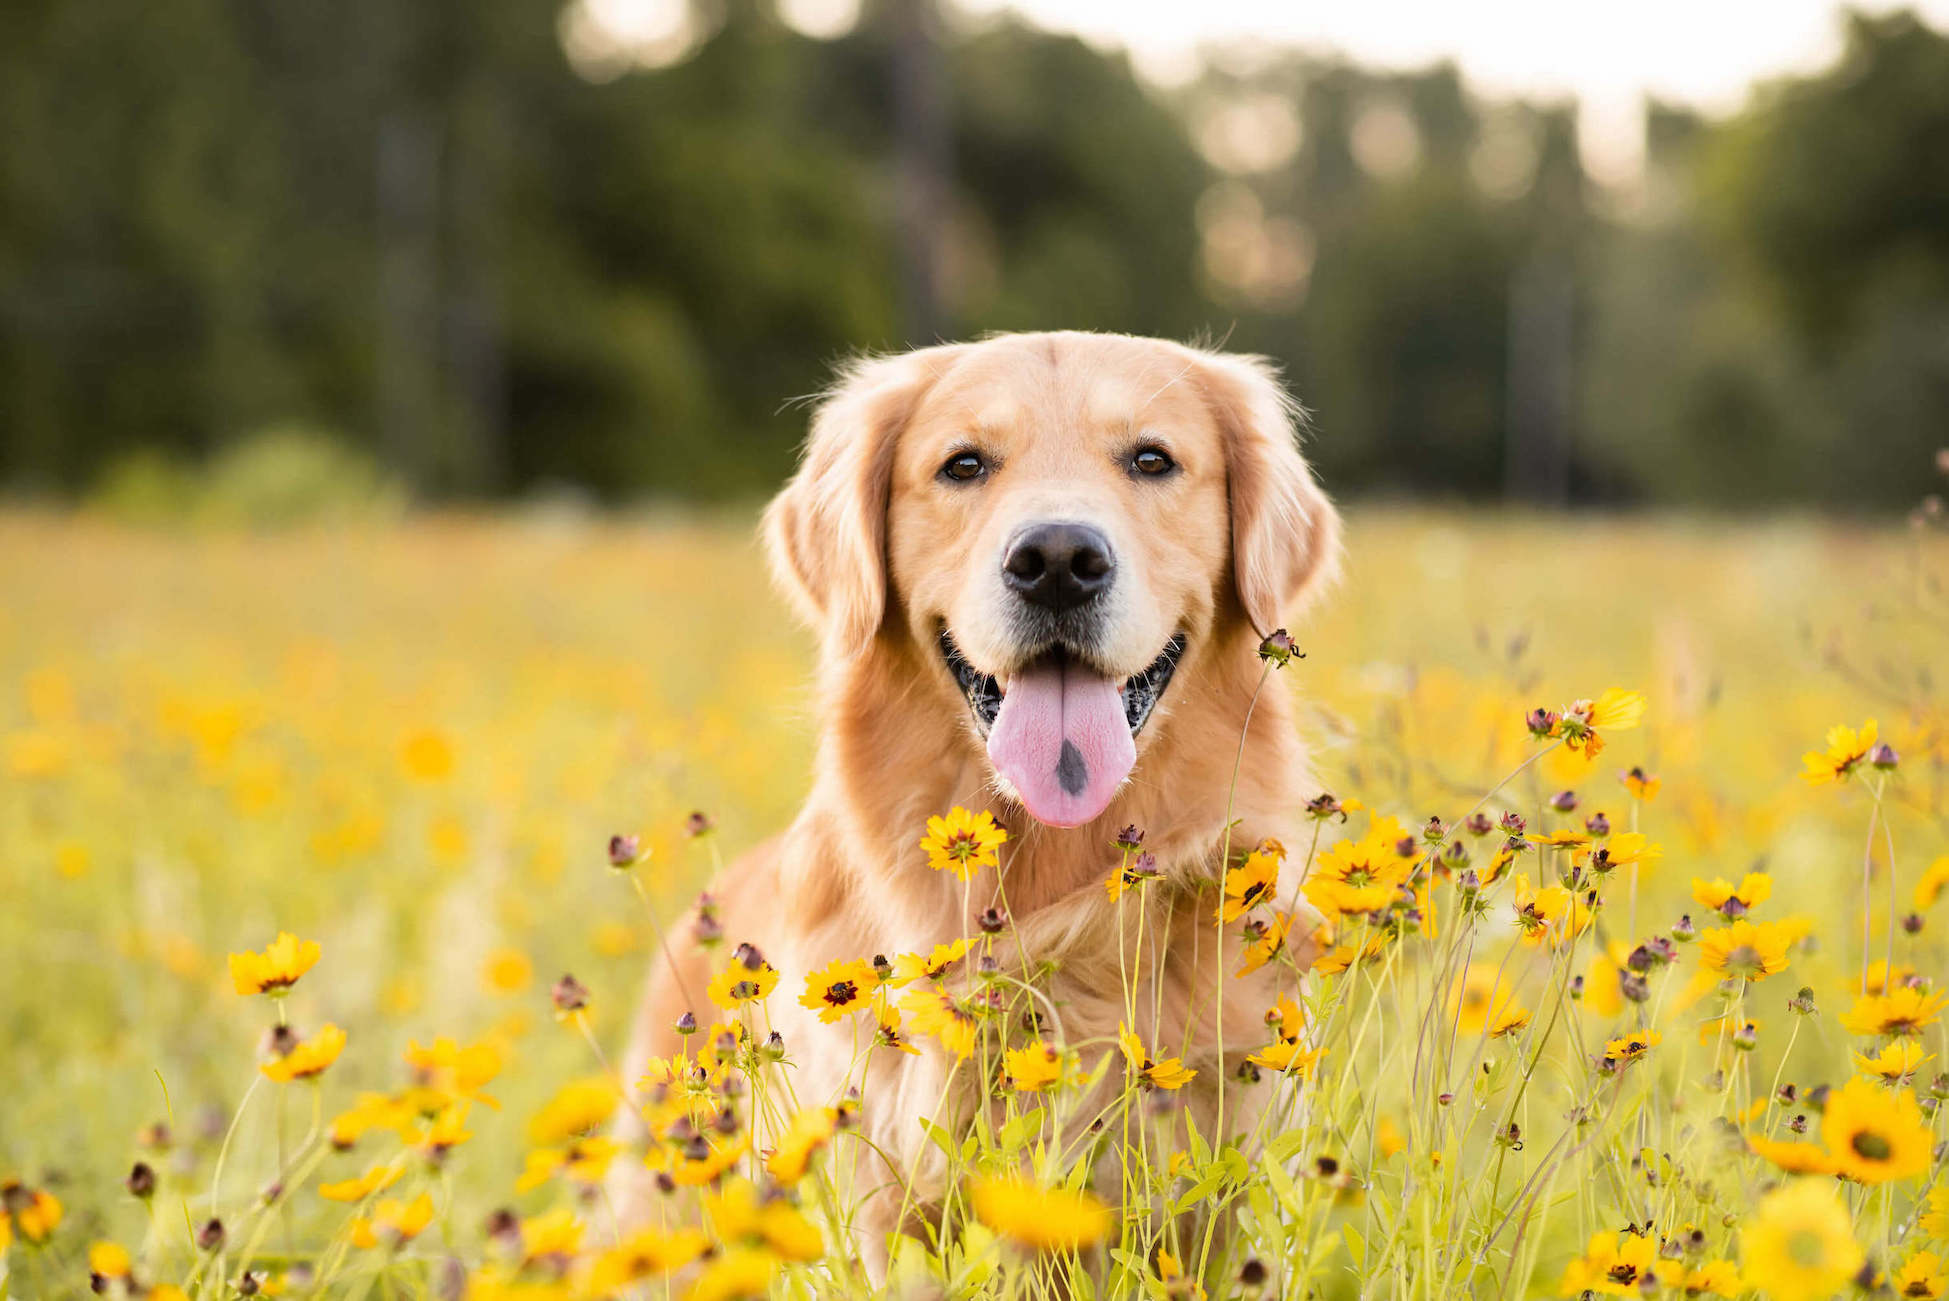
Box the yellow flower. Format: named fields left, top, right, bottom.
left=798, top=958, right=875, bottom=1023
left=1511, top=874, right=1592, bottom=949
left=1842, top=985, right=1947, bottom=1037
left=890, top=939, right=974, bottom=987
left=1740, top=1180, right=1863, bottom=1301
left=1600, top=1029, right=1661, bottom=1069
left=1918, top=856, right=1949, bottom=909
left=262, top=1023, right=346, bottom=1082
left=1866, top=960, right=1919, bottom=996
left=228, top=931, right=321, bottom=996
left=331, top=1093, right=414, bottom=1147
left=1748, top=1134, right=1838, bottom=1176
left=515, top=1136, right=618, bottom=1193
left=702, top=1179, right=823, bottom=1261
left=706, top=953, right=780, bottom=1009
left=1218, top=841, right=1283, bottom=921
left=1894, top=1251, right=1948, bottom=1300
left=1802, top=718, right=1878, bottom=785
left=969, top=1176, right=1113, bottom=1253
left=411, top=1104, right=473, bottom=1156
left=1621, top=766, right=1660, bottom=800
left=1313, top=934, right=1387, bottom=975
left=1119, top=1022, right=1197, bottom=1091
left=583, top=1226, right=709, bottom=1293
left=1577, top=832, right=1662, bottom=874
left=1376, top=1116, right=1406, bottom=1158
left=527, top=1077, right=619, bottom=1145
left=873, top=1007, right=922, bottom=1056
left=1247, top=1038, right=1323, bottom=1077
left=667, top=1133, right=750, bottom=1188
left=1820, top=1076, right=1932, bottom=1183
left=1678, top=1259, right=1741, bottom=1296
left=1696, top=919, right=1791, bottom=981
left=1557, top=1229, right=1673, bottom=1296
left=1003, top=1040, right=1068, bottom=1093
left=1855, top=1040, right=1934, bottom=1083
left=1690, top=872, right=1772, bottom=917
left=481, top=948, right=532, bottom=995
left=319, top=1164, right=402, bottom=1202
left=0, top=1179, right=62, bottom=1244
left=88, top=1241, right=132, bottom=1279
left=1923, top=1186, right=1949, bottom=1240
left=1235, top=911, right=1297, bottom=977
left=898, top=985, right=978, bottom=1058
left=1558, top=688, right=1646, bottom=757
left=403, top=1036, right=502, bottom=1109
left=399, top=728, right=455, bottom=781
left=687, top=1247, right=777, bottom=1301
left=765, top=1106, right=841, bottom=1184
left=350, top=1192, right=435, bottom=1249
left=919, top=806, right=1007, bottom=880
left=1304, top=817, right=1414, bottom=918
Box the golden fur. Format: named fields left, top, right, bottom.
left=612, top=330, right=1339, bottom=1261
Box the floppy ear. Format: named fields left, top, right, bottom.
left=1196, top=351, right=1342, bottom=636
left=763, top=350, right=945, bottom=656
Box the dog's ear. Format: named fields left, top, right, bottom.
left=1196, top=351, right=1341, bottom=636
left=763, top=350, right=945, bottom=655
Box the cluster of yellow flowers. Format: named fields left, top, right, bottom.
left=4, top=509, right=1949, bottom=1299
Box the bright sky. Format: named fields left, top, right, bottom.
left=948, top=0, right=1949, bottom=181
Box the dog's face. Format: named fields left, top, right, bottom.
left=766, top=332, right=1338, bottom=829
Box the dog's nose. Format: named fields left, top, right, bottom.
left=1002, top=522, right=1115, bottom=612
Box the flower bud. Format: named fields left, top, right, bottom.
left=1422, top=816, right=1446, bottom=844
left=1239, top=1258, right=1268, bottom=1287
left=1499, top=811, right=1527, bottom=836
left=1672, top=915, right=1698, bottom=943
left=1549, top=790, right=1578, bottom=813
left=1525, top=708, right=1559, bottom=738
left=551, top=973, right=591, bottom=1015
left=674, top=1010, right=698, bottom=1036
left=1788, top=986, right=1818, bottom=1016
left=1257, top=629, right=1299, bottom=667
left=1904, top=913, right=1925, bottom=935
left=1732, top=1022, right=1758, bottom=1051
left=978, top=907, right=1008, bottom=934
left=126, top=1162, right=157, bottom=1199
left=607, top=835, right=642, bottom=869
left=685, top=811, right=714, bottom=837
left=1584, top=812, right=1610, bottom=836
left=1464, top=812, right=1493, bottom=836
left=1871, top=742, right=1899, bottom=770
left=198, top=1218, right=226, bottom=1251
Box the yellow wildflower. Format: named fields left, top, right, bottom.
left=1696, top=919, right=1791, bottom=981
left=262, top=1024, right=346, bottom=1083
left=1003, top=1040, right=1068, bottom=1093
left=765, top=1107, right=841, bottom=1185
left=1690, top=872, right=1772, bottom=917
left=919, top=806, right=1007, bottom=880
left=1802, top=718, right=1878, bottom=785
left=350, top=1193, right=435, bottom=1249
left=1854, top=1040, right=1934, bottom=1084
left=228, top=932, right=321, bottom=996
left=1119, top=1022, right=1196, bottom=1090
left=1740, top=1180, right=1862, bottom=1301
left=1218, top=841, right=1283, bottom=921
left=319, top=1164, right=402, bottom=1202
left=798, top=958, right=875, bottom=1023
left=1842, top=986, right=1947, bottom=1037
left=969, top=1176, right=1113, bottom=1252
left=1820, top=1076, right=1932, bottom=1183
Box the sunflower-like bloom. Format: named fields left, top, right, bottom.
left=1748, top=1134, right=1839, bottom=1176
left=798, top=958, right=876, bottom=1023
left=1917, top=856, right=1949, bottom=911
left=890, top=939, right=973, bottom=988
left=262, top=1024, right=347, bottom=1083
left=1003, top=1040, right=1068, bottom=1093
left=1868, top=961, right=1922, bottom=996
left=318, top=1163, right=403, bottom=1202
left=1676, top=1259, right=1740, bottom=1296
left=228, top=931, right=321, bottom=997
left=898, top=985, right=978, bottom=1058
left=516, top=1136, right=618, bottom=1194
left=1118, top=1023, right=1196, bottom=1090
left=1247, top=1038, right=1324, bottom=1077
left=1855, top=1040, right=1934, bottom=1084
left=919, top=806, right=1007, bottom=880
left=1690, top=872, right=1772, bottom=918
left=1697, top=919, right=1792, bottom=981
left=1451, top=963, right=1526, bottom=1038
left=706, top=952, right=779, bottom=1009
left=703, top=1178, right=823, bottom=1262
left=350, top=1192, right=435, bottom=1249
left=1842, top=985, right=1948, bottom=1037
left=1802, top=718, right=1879, bottom=785
left=1554, top=688, right=1647, bottom=758
left=1218, top=840, right=1284, bottom=921
left=402, top=1036, right=502, bottom=1111
left=1741, top=1180, right=1863, bottom=1301
left=968, top=1176, right=1114, bottom=1253
left=873, top=1007, right=921, bottom=1056
left=1304, top=817, right=1415, bottom=919
left=1922, top=1187, right=1949, bottom=1240
left=1235, top=911, right=1297, bottom=977
left=0, top=1178, right=63, bottom=1244
left=764, top=1106, right=842, bottom=1185
left=1511, top=874, right=1592, bottom=949
left=1599, top=1029, right=1661, bottom=1070
left=1312, top=934, right=1387, bottom=975
left=1820, top=1076, right=1933, bottom=1183
left=1621, top=767, right=1660, bottom=800
left=1556, top=1230, right=1674, bottom=1297
left=583, top=1226, right=710, bottom=1294
left=1894, top=1250, right=1949, bottom=1300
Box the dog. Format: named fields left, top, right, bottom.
left=612, top=330, right=1339, bottom=1266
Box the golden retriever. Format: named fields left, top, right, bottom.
left=612, top=330, right=1338, bottom=1264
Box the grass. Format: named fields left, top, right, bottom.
left=0, top=504, right=1944, bottom=1299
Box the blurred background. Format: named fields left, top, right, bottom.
left=5, top=0, right=1948, bottom=515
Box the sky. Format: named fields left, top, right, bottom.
left=945, top=0, right=1949, bottom=182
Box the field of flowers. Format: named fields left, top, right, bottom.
left=2, top=496, right=1946, bottom=1299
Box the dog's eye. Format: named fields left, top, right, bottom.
left=940, top=452, right=988, bottom=483
left=1131, top=447, right=1175, bottom=477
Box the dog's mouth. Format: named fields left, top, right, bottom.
left=939, top=629, right=1186, bottom=828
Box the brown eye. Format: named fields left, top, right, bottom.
left=940, top=452, right=987, bottom=483
left=1131, top=447, right=1175, bottom=476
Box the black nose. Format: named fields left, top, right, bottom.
left=1002, top=522, right=1115, bottom=612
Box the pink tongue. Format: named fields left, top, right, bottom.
left=986, top=659, right=1136, bottom=828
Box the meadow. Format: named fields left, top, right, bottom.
left=1, top=502, right=1945, bottom=1299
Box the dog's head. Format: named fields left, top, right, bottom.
left=765, top=332, right=1339, bottom=828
